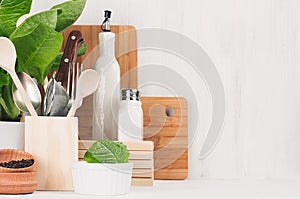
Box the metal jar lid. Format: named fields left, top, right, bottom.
left=121, top=89, right=140, bottom=101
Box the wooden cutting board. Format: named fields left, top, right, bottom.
left=141, top=97, right=188, bottom=180
left=62, top=25, right=137, bottom=140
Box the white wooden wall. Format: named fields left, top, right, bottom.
left=32, top=0, right=300, bottom=179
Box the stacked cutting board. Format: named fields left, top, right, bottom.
left=126, top=142, right=154, bottom=186
left=78, top=140, right=154, bottom=186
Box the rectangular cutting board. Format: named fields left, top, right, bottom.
left=141, top=97, right=188, bottom=180
left=62, top=25, right=138, bottom=140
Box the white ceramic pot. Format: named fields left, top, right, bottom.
left=72, top=162, right=133, bottom=195
left=0, top=121, right=24, bottom=150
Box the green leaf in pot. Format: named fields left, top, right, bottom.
left=51, top=0, right=86, bottom=32
left=10, top=9, right=58, bottom=39
left=10, top=23, right=63, bottom=83
left=84, top=140, right=130, bottom=164
left=48, top=52, right=63, bottom=72
left=0, top=68, right=9, bottom=88
left=0, top=78, right=20, bottom=120
left=0, top=0, right=32, bottom=36
left=0, top=68, right=19, bottom=120
left=0, top=0, right=86, bottom=121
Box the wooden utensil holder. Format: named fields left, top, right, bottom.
left=24, top=116, right=78, bottom=190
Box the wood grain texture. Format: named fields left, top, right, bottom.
left=0, top=172, right=38, bottom=194
left=128, top=151, right=153, bottom=159
left=131, top=177, right=154, bottom=186
left=0, top=149, right=38, bottom=194
left=128, top=160, right=153, bottom=169
left=132, top=169, right=153, bottom=178
left=62, top=25, right=137, bottom=140
left=142, top=97, right=188, bottom=180
left=122, top=141, right=154, bottom=151
left=0, top=149, right=36, bottom=173
left=25, top=117, right=78, bottom=191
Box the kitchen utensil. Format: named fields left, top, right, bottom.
left=76, top=63, right=83, bottom=107
left=43, top=76, right=55, bottom=116
left=43, top=77, right=69, bottom=116
left=43, top=64, right=82, bottom=116
left=70, top=62, right=82, bottom=104
left=61, top=25, right=137, bottom=139
left=65, top=63, right=83, bottom=110
left=79, top=140, right=154, bottom=186
left=50, top=85, right=68, bottom=115
left=56, top=30, right=84, bottom=97
left=67, top=69, right=100, bottom=117
left=43, top=30, right=84, bottom=116
left=0, top=149, right=37, bottom=194
left=0, top=37, right=37, bottom=116
left=51, top=88, right=69, bottom=116
left=12, top=72, right=41, bottom=113
left=142, top=97, right=188, bottom=180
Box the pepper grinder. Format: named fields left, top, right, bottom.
left=118, top=89, right=143, bottom=142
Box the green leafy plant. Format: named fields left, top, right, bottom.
left=84, top=140, right=130, bottom=164
left=0, top=0, right=86, bottom=121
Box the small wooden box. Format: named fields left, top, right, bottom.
left=78, top=140, right=154, bottom=186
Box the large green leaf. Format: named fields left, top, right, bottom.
left=10, top=9, right=58, bottom=39
left=0, top=0, right=32, bottom=36
left=51, top=0, right=86, bottom=32
left=11, top=23, right=63, bottom=83
left=0, top=18, right=8, bottom=36
left=48, top=52, right=63, bottom=72
left=84, top=140, right=130, bottom=163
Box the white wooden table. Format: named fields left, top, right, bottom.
left=1, top=180, right=300, bottom=199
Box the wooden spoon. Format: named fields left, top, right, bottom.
left=0, top=37, right=37, bottom=116
left=67, top=69, right=100, bottom=117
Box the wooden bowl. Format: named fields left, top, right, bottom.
left=0, top=149, right=38, bottom=194
left=0, top=149, right=36, bottom=173
left=0, top=172, right=38, bottom=194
